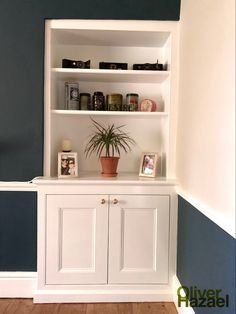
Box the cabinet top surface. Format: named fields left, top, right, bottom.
left=33, top=172, right=177, bottom=186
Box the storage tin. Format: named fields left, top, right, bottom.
left=106, top=94, right=123, bottom=111
left=126, top=93, right=139, bottom=111
left=92, top=91, right=105, bottom=110
left=65, top=82, right=79, bottom=110
left=79, top=93, right=91, bottom=110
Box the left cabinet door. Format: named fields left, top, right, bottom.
left=45, top=195, right=108, bottom=284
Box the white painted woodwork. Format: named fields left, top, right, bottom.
left=52, top=68, right=170, bottom=83
left=45, top=193, right=170, bottom=285
left=0, top=272, right=37, bottom=298
left=109, top=195, right=169, bottom=284
left=34, top=179, right=177, bottom=302
left=52, top=110, right=168, bottom=117
left=46, top=195, right=108, bottom=284
left=37, top=18, right=179, bottom=303
left=44, top=19, right=179, bottom=179
left=0, top=181, right=37, bottom=191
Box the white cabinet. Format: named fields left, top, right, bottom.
left=34, top=180, right=177, bottom=303
left=45, top=193, right=169, bottom=285
left=109, top=195, right=169, bottom=284
left=46, top=195, right=108, bottom=284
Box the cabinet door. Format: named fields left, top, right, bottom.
left=46, top=195, right=108, bottom=284
left=109, top=195, right=169, bottom=284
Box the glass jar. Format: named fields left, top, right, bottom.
left=79, top=93, right=91, bottom=110
left=126, top=93, right=139, bottom=111
left=106, top=94, right=123, bottom=111
left=92, top=91, right=105, bottom=110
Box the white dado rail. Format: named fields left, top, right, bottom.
left=0, top=181, right=37, bottom=191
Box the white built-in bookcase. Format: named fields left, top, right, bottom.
left=44, top=20, right=179, bottom=179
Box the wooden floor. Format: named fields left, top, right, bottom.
left=0, top=299, right=178, bottom=314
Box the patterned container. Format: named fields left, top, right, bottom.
left=65, top=82, right=79, bottom=110
left=92, top=91, right=105, bottom=110
left=106, top=94, right=123, bottom=111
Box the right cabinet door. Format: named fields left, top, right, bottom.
left=109, top=195, right=169, bottom=284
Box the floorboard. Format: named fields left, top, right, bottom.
left=0, top=299, right=178, bottom=314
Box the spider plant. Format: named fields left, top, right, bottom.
left=84, top=119, right=135, bottom=158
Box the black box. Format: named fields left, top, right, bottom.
left=62, top=59, right=90, bottom=69
left=99, top=62, right=128, bottom=70
left=133, top=60, right=164, bottom=71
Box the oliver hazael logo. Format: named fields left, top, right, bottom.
left=177, top=286, right=229, bottom=308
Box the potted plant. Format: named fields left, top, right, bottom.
left=84, top=119, right=135, bottom=177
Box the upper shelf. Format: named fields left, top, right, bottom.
left=50, top=20, right=172, bottom=47
left=51, top=68, right=170, bottom=83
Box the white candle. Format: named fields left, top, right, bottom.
left=62, top=139, right=72, bottom=152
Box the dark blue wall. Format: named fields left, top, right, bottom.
left=0, top=192, right=37, bottom=271
left=0, top=0, right=181, bottom=182
left=177, top=196, right=236, bottom=314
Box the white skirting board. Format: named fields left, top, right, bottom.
left=34, top=289, right=173, bottom=303
left=172, top=275, right=195, bottom=314
left=0, top=271, right=192, bottom=313
left=0, top=272, right=37, bottom=298
left=0, top=272, right=173, bottom=303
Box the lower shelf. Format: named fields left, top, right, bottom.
left=52, top=110, right=169, bottom=118
left=52, top=109, right=168, bottom=118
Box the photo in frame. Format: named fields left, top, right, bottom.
left=139, top=152, right=161, bottom=177
left=58, top=152, right=78, bottom=178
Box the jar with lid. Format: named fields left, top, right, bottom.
left=106, top=94, right=123, bottom=111
left=126, top=93, right=139, bottom=111
left=92, top=91, right=105, bottom=110
left=79, top=93, right=91, bottom=110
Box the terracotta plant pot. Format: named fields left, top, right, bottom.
left=100, top=156, right=119, bottom=177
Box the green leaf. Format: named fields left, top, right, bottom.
left=84, top=118, right=135, bottom=158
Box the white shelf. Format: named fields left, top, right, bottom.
left=52, top=110, right=168, bottom=118
left=51, top=21, right=171, bottom=47
left=52, top=68, right=170, bottom=83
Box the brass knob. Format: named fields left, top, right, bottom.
left=101, top=199, right=106, bottom=204
left=113, top=199, right=118, bottom=204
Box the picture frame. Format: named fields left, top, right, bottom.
left=139, top=152, right=160, bottom=177
left=58, top=152, right=78, bottom=178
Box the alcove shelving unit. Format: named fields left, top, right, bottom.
left=44, top=19, right=179, bottom=180
left=33, top=20, right=179, bottom=303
